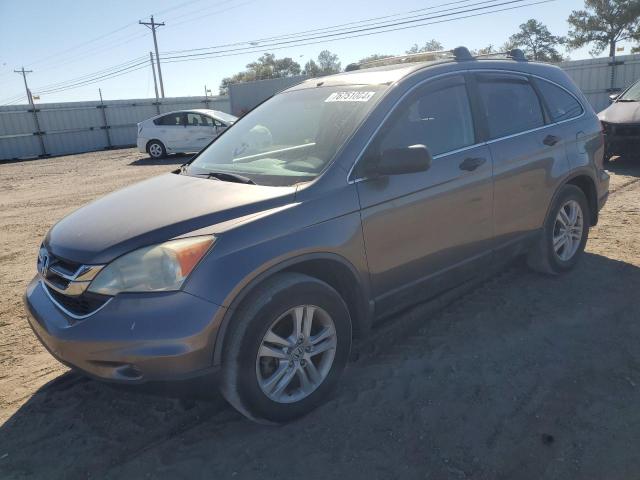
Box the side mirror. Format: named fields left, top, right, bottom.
left=375, top=144, right=432, bottom=176
left=609, top=92, right=620, bottom=103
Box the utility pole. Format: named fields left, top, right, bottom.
left=15, top=66, right=46, bottom=156
left=204, top=84, right=211, bottom=108
left=14, top=66, right=34, bottom=106
left=149, top=52, right=159, bottom=102
left=98, top=88, right=112, bottom=149
left=139, top=16, right=165, bottom=98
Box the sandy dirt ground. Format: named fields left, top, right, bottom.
left=1, top=149, right=640, bottom=479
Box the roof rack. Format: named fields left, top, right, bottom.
left=344, top=46, right=527, bottom=71
left=475, top=49, right=528, bottom=61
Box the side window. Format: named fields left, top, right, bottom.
left=154, top=113, right=183, bottom=126
left=186, top=113, right=207, bottom=127
left=534, top=79, right=583, bottom=123
left=199, top=115, right=215, bottom=127
left=377, top=77, right=475, bottom=157
left=477, top=75, right=544, bottom=139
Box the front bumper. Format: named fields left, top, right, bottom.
left=602, top=122, right=640, bottom=154
left=24, top=276, right=226, bottom=383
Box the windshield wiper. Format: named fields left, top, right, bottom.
left=200, top=171, right=255, bottom=184
left=618, top=98, right=638, bottom=102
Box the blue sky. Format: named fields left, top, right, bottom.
left=0, top=0, right=633, bottom=104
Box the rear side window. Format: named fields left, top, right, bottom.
left=477, top=75, right=544, bottom=139
left=534, top=79, right=583, bottom=122
left=154, top=113, right=183, bottom=126
left=378, top=76, right=475, bottom=156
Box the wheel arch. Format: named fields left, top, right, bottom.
left=564, top=173, right=598, bottom=226
left=545, top=171, right=599, bottom=228
left=213, top=253, right=372, bottom=366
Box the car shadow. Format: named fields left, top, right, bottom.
left=128, top=154, right=192, bottom=167
left=2, top=253, right=640, bottom=479
left=607, top=153, right=640, bottom=177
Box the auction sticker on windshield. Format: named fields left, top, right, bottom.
left=325, top=91, right=376, bottom=102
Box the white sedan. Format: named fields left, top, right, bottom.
left=137, top=109, right=237, bottom=159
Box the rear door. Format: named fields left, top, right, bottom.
left=531, top=77, right=586, bottom=168
left=473, top=72, right=569, bottom=250
left=355, top=74, right=494, bottom=316
left=154, top=112, right=187, bottom=151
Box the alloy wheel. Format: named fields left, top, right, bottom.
left=149, top=143, right=163, bottom=158
left=256, top=305, right=337, bottom=403
left=553, top=199, right=584, bottom=261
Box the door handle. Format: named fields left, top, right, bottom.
left=543, top=134, right=560, bottom=146
left=459, top=157, right=487, bottom=172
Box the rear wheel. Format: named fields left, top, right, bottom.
left=527, top=184, right=590, bottom=274
left=220, top=273, right=352, bottom=424
left=147, top=140, right=166, bottom=159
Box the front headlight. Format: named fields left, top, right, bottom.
left=87, top=236, right=215, bottom=296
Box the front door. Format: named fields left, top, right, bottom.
left=355, top=74, right=494, bottom=317
left=185, top=112, right=217, bottom=151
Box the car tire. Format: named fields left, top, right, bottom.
left=527, top=184, right=590, bottom=275
left=220, top=272, right=352, bottom=424
left=147, top=140, right=166, bottom=159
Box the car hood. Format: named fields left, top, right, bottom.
left=598, top=101, right=640, bottom=123
left=46, top=173, right=297, bottom=264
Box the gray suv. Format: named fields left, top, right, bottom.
left=24, top=47, right=609, bottom=424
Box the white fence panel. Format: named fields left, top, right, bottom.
left=559, top=54, right=640, bottom=112
left=0, top=95, right=230, bottom=160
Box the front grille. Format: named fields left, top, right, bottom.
left=610, top=124, right=640, bottom=137
left=38, top=247, right=109, bottom=318
left=45, top=284, right=110, bottom=318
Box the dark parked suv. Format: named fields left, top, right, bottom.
left=25, top=47, right=609, bottom=423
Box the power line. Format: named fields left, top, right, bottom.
left=32, top=56, right=148, bottom=92
left=35, top=61, right=150, bottom=95
left=161, top=0, right=499, bottom=55
left=162, top=0, right=554, bottom=66
left=0, top=1, right=216, bottom=82
left=3, top=0, right=554, bottom=101
left=160, top=0, right=543, bottom=62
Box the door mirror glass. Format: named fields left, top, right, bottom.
left=375, top=144, right=432, bottom=176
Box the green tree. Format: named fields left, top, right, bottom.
left=406, top=39, right=443, bottom=54
left=317, top=50, right=341, bottom=74
left=509, top=19, right=565, bottom=62
left=567, top=0, right=640, bottom=57
left=219, top=53, right=301, bottom=94
left=303, top=50, right=342, bottom=76
left=303, top=59, right=321, bottom=77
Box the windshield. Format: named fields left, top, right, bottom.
left=620, top=80, right=640, bottom=102
left=188, top=85, right=386, bottom=186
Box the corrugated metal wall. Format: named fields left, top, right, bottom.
left=229, top=75, right=308, bottom=116
left=0, top=96, right=230, bottom=161
left=3, top=54, right=640, bottom=161
left=559, top=54, right=640, bottom=113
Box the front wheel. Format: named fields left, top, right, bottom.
left=527, top=184, right=590, bottom=274
left=220, top=273, right=352, bottom=424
